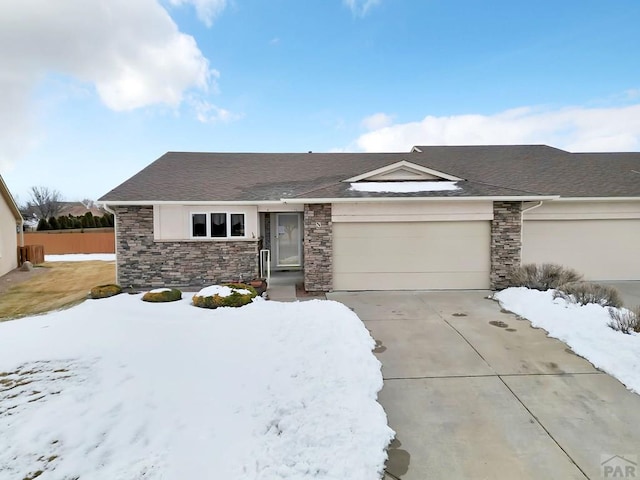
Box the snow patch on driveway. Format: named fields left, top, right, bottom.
left=495, top=287, right=640, bottom=394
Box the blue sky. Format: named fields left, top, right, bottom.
left=2, top=0, right=640, bottom=202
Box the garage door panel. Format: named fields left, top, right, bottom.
left=333, top=236, right=486, bottom=263
left=523, top=219, right=640, bottom=281
left=334, top=272, right=489, bottom=290
left=333, top=221, right=490, bottom=290
left=334, top=244, right=488, bottom=272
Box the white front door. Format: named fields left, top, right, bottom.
left=276, top=213, right=302, bottom=267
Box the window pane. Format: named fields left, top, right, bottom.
left=192, top=214, right=207, bottom=237
left=211, top=213, right=227, bottom=237
left=230, top=214, right=245, bottom=237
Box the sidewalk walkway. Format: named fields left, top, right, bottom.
left=328, top=290, right=640, bottom=480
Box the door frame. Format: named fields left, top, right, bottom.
left=273, top=212, right=303, bottom=269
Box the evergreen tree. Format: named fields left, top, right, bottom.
left=37, top=218, right=50, bottom=231
left=82, top=212, right=96, bottom=228
left=48, top=216, right=60, bottom=230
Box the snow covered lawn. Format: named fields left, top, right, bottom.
left=495, top=287, right=640, bottom=394
left=0, top=296, right=393, bottom=479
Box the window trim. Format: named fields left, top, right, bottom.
left=189, top=211, right=247, bottom=240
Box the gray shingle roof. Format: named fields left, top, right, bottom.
left=99, top=146, right=640, bottom=202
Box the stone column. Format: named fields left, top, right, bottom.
left=303, top=204, right=332, bottom=292
left=490, top=201, right=522, bottom=290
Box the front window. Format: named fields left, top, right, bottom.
left=230, top=213, right=245, bottom=237
left=192, top=213, right=207, bottom=237
left=211, top=213, right=227, bottom=237
left=190, top=212, right=246, bottom=239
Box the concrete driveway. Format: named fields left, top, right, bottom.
left=327, top=290, right=640, bottom=480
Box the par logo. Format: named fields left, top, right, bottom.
left=601, top=455, right=637, bottom=478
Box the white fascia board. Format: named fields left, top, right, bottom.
left=343, top=160, right=464, bottom=182
left=0, top=174, right=23, bottom=221
left=410, top=146, right=423, bottom=153
left=555, top=197, right=640, bottom=202
left=283, top=195, right=560, bottom=204
left=99, top=200, right=283, bottom=206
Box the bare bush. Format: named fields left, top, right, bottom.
left=555, top=282, right=623, bottom=308
left=509, top=263, right=583, bottom=290
left=608, top=307, right=640, bottom=334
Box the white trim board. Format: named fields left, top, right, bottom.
left=343, top=160, right=464, bottom=182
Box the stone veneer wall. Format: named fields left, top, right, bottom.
left=490, top=201, right=522, bottom=290
left=115, top=206, right=260, bottom=288
left=303, top=204, right=332, bottom=292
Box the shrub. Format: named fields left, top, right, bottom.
left=192, top=283, right=258, bottom=309
left=554, top=282, right=623, bottom=308
left=37, top=218, right=50, bottom=231
left=90, top=284, right=122, bottom=299
left=57, top=216, right=69, bottom=229
left=48, top=216, right=60, bottom=230
left=509, top=263, right=582, bottom=290
left=82, top=212, right=96, bottom=228
left=608, top=306, right=640, bottom=334
left=142, top=288, right=182, bottom=303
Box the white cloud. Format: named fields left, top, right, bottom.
left=169, top=0, right=228, bottom=27
left=0, top=0, right=229, bottom=171
left=190, top=98, right=243, bottom=123
left=343, top=0, right=381, bottom=16
left=350, top=104, right=640, bottom=153
left=361, top=112, right=394, bottom=131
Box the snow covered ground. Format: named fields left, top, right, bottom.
left=0, top=296, right=393, bottom=479
left=45, top=253, right=116, bottom=262
left=495, top=287, right=640, bottom=394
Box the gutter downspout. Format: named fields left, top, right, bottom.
left=102, top=203, right=118, bottom=283
left=18, top=218, right=24, bottom=247
left=520, top=201, right=544, bottom=246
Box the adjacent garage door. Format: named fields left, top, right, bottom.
left=523, top=219, right=640, bottom=280
left=333, top=221, right=491, bottom=290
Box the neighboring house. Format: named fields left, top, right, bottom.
left=0, top=175, right=23, bottom=276
left=56, top=201, right=105, bottom=218
left=98, top=145, right=640, bottom=291
left=20, top=201, right=104, bottom=223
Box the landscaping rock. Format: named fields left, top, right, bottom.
left=20, top=261, right=33, bottom=272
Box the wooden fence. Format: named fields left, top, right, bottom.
left=17, top=245, right=45, bottom=265
left=20, top=229, right=115, bottom=255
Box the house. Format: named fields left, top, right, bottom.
left=98, top=145, right=640, bottom=291
left=0, top=175, right=23, bottom=276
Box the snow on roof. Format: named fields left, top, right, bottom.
left=349, top=181, right=461, bottom=193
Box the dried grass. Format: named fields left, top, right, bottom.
left=554, top=281, right=623, bottom=308
left=508, top=263, right=583, bottom=290
left=0, top=261, right=115, bottom=321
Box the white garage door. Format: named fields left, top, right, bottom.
left=333, top=221, right=491, bottom=290
left=523, top=219, right=640, bottom=280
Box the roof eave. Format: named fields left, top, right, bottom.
left=552, top=196, right=640, bottom=202
left=99, top=200, right=285, bottom=206
left=0, top=175, right=23, bottom=222
left=284, top=195, right=561, bottom=204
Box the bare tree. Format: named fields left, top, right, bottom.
left=81, top=198, right=95, bottom=209
left=26, top=186, right=63, bottom=220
